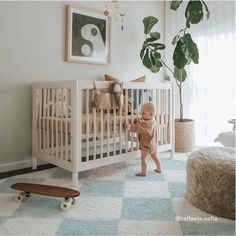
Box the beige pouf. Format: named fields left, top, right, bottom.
left=186, top=147, right=235, bottom=220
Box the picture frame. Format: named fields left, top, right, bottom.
left=66, top=5, right=111, bottom=64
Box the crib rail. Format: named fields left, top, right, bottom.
left=33, top=81, right=79, bottom=172
left=32, top=80, right=174, bottom=178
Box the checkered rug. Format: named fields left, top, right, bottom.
left=0, top=152, right=234, bottom=236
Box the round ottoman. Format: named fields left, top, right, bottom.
left=186, top=147, right=235, bottom=219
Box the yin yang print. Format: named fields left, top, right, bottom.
left=66, top=6, right=110, bottom=64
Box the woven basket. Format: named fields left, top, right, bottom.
left=175, top=119, right=195, bottom=152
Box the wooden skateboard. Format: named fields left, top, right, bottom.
left=11, top=183, right=80, bottom=211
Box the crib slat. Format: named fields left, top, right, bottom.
left=165, top=89, right=168, bottom=144
left=119, top=107, right=122, bottom=154
left=46, top=89, right=50, bottom=150
left=169, top=85, right=174, bottom=154
left=86, top=89, right=89, bottom=162
left=100, top=109, right=103, bottom=157
left=55, top=89, right=59, bottom=159
left=107, top=110, right=110, bottom=157
left=167, top=89, right=170, bottom=143
left=131, top=89, right=134, bottom=151
left=93, top=90, right=96, bottom=160
left=136, top=89, right=140, bottom=150
left=113, top=96, right=116, bottom=156
left=65, top=89, right=69, bottom=161
left=163, top=89, right=166, bottom=144
left=159, top=89, right=162, bottom=145
left=161, top=89, right=164, bottom=145
left=162, top=89, right=166, bottom=144
left=162, top=89, right=165, bottom=144
left=43, top=89, right=47, bottom=150
left=60, top=88, right=63, bottom=159
left=125, top=89, right=128, bottom=152
left=39, top=89, right=42, bottom=150
left=141, top=89, right=144, bottom=105
left=51, top=89, right=54, bottom=156
left=156, top=89, right=159, bottom=146
left=32, top=88, right=37, bottom=154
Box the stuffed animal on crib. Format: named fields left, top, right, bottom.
left=110, top=81, right=123, bottom=111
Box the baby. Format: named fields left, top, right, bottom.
left=125, top=102, right=161, bottom=176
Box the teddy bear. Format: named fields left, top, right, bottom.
left=110, top=81, right=123, bottom=110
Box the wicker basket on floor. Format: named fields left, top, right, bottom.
left=175, top=119, right=195, bottom=152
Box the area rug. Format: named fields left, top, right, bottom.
left=0, top=152, right=234, bottom=236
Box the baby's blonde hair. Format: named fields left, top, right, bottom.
left=141, top=102, right=156, bottom=115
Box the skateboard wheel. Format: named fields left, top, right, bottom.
left=60, top=198, right=73, bottom=211
left=72, top=197, right=79, bottom=205
left=60, top=202, right=70, bottom=211
left=15, top=194, right=25, bottom=203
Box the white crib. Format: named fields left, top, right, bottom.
left=32, top=80, right=175, bottom=188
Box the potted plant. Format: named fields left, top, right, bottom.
left=140, top=0, right=210, bottom=152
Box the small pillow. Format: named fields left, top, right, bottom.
left=104, top=74, right=120, bottom=82
left=214, top=131, right=236, bottom=147
left=130, top=75, right=146, bottom=82
left=104, top=74, right=146, bottom=82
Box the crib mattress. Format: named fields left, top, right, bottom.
left=39, top=113, right=169, bottom=135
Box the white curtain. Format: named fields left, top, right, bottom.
left=164, top=1, right=236, bottom=146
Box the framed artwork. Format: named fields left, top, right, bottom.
left=66, top=6, right=110, bottom=64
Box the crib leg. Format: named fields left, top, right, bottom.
left=32, top=157, right=37, bottom=170
left=170, top=148, right=174, bottom=159
left=72, top=172, right=79, bottom=189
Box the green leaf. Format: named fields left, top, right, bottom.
left=155, top=59, right=163, bottom=68
left=145, top=37, right=157, bottom=43
left=173, top=40, right=188, bottom=69
left=170, top=1, right=183, bottom=10
left=149, top=43, right=165, bottom=50
left=172, top=29, right=184, bottom=45
left=173, top=34, right=199, bottom=69
left=142, top=50, right=152, bottom=69
left=142, top=50, right=162, bottom=74
left=150, top=32, right=161, bottom=40
left=174, top=67, right=187, bottom=82
left=150, top=65, right=160, bottom=73
left=181, top=34, right=199, bottom=64
left=202, top=0, right=210, bottom=20
left=151, top=58, right=162, bottom=73
left=153, top=52, right=161, bottom=59
left=150, top=53, right=156, bottom=65
left=150, top=52, right=156, bottom=65
left=140, top=48, right=145, bottom=59
left=185, top=1, right=203, bottom=26
left=143, top=16, right=158, bottom=34
left=142, top=41, right=148, bottom=49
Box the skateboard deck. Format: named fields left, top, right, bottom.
left=11, top=183, right=80, bottom=211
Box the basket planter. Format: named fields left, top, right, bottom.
left=175, top=119, right=195, bottom=152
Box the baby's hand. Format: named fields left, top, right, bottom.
left=124, top=122, right=131, bottom=130
left=136, top=115, right=144, bottom=122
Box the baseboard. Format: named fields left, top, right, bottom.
left=0, top=159, right=47, bottom=173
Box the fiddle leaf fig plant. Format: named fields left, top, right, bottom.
left=140, top=0, right=210, bottom=121
left=140, top=17, right=165, bottom=73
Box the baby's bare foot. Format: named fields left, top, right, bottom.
left=136, top=172, right=146, bottom=177
left=154, top=168, right=162, bottom=173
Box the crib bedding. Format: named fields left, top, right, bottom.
left=39, top=113, right=169, bottom=135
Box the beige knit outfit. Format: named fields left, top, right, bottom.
left=130, top=119, right=157, bottom=154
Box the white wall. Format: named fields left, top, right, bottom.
left=0, top=1, right=164, bottom=170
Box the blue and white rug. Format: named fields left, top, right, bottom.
left=0, top=152, right=234, bottom=235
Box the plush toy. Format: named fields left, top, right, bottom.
left=90, top=99, right=98, bottom=109
left=110, top=81, right=123, bottom=110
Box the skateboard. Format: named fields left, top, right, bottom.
left=11, top=183, right=80, bottom=211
